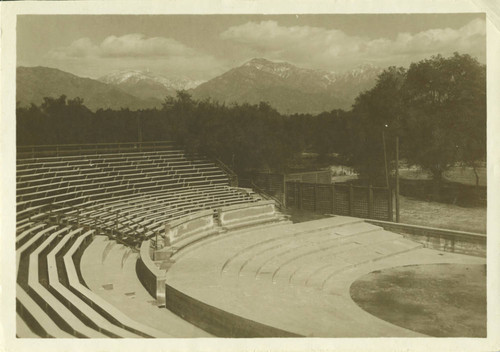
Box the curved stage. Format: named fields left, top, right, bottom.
left=165, top=216, right=486, bottom=337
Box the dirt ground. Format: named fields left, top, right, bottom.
left=285, top=196, right=486, bottom=234
left=399, top=195, right=486, bottom=234
left=350, top=263, right=486, bottom=337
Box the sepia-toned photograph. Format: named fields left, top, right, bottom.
left=1, top=1, right=499, bottom=350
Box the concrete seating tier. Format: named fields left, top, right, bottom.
left=16, top=144, right=271, bottom=337
left=16, top=223, right=170, bottom=338
left=79, top=236, right=211, bottom=337
left=137, top=200, right=289, bottom=305
left=163, top=216, right=485, bottom=337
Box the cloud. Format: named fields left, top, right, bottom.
left=220, top=18, right=486, bottom=70
left=48, top=33, right=202, bottom=59
left=45, top=34, right=226, bottom=80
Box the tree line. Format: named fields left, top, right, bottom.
left=17, top=53, right=486, bottom=186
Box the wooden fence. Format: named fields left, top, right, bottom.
left=285, top=182, right=393, bottom=221
left=285, top=170, right=332, bottom=184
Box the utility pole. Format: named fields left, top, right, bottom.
left=395, top=133, right=400, bottom=223
left=382, top=127, right=389, bottom=189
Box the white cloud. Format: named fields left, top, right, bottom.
left=48, top=33, right=202, bottom=59
left=45, top=34, right=226, bottom=80
left=220, top=18, right=486, bottom=70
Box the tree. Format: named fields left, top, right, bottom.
left=349, top=66, right=407, bottom=185
left=401, top=53, right=486, bottom=187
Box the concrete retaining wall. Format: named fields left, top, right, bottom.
left=165, top=210, right=215, bottom=246
left=164, top=283, right=300, bottom=337
left=140, top=204, right=281, bottom=306
left=137, top=240, right=166, bottom=305
left=366, top=220, right=486, bottom=257
left=218, top=200, right=276, bottom=229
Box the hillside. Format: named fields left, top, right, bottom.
left=191, top=58, right=383, bottom=114
left=17, top=66, right=162, bottom=111
left=17, top=61, right=383, bottom=114
left=99, top=70, right=204, bottom=101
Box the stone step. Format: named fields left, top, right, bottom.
left=305, top=236, right=423, bottom=290
left=238, top=225, right=383, bottom=280
left=80, top=237, right=211, bottom=337
left=221, top=218, right=368, bottom=277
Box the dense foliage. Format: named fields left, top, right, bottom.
left=17, top=53, right=486, bottom=185
left=402, top=53, right=486, bottom=185
left=348, top=53, right=486, bottom=186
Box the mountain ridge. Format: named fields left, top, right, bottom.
left=98, top=70, right=204, bottom=100
left=16, top=66, right=162, bottom=111
left=17, top=59, right=384, bottom=114
left=190, top=58, right=383, bottom=114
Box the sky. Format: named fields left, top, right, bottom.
left=17, top=14, right=486, bottom=81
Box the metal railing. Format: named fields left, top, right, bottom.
left=210, top=156, right=238, bottom=187
left=17, top=141, right=177, bottom=159
left=251, top=181, right=286, bottom=211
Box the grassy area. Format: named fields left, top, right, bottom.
left=399, top=195, right=486, bottom=234
left=399, top=166, right=486, bottom=187
left=283, top=195, right=486, bottom=234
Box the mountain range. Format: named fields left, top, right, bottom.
left=99, top=70, right=204, bottom=101
left=17, top=59, right=383, bottom=114
left=191, top=58, right=382, bottom=114
left=16, top=66, right=163, bottom=111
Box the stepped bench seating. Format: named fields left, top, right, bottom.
left=16, top=155, right=231, bottom=212
left=58, top=187, right=254, bottom=237
left=16, top=224, right=168, bottom=338
left=16, top=225, right=101, bottom=337
left=16, top=144, right=270, bottom=337
left=18, top=179, right=234, bottom=213
left=17, top=154, right=226, bottom=188
left=66, top=183, right=250, bottom=210
left=58, top=187, right=251, bottom=223
left=62, top=233, right=168, bottom=337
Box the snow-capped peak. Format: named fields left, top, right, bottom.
left=99, top=70, right=204, bottom=90
left=244, top=58, right=297, bottom=79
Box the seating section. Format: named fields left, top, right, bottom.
left=17, top=148, right=259, bottom=246
left=15, top=144, right=264, bottom=338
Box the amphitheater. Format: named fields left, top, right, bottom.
left=15, top=142, right=486, bottom=338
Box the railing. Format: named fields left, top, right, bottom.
left=251, top=181, right=286, bottom=211
left=210, top=157, right=238, bottom=187
left=285, top=170, right=333, bottom=184
left=17, top=141, right=177, bottom=159
left=240, top=173, right=285, bottom=206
